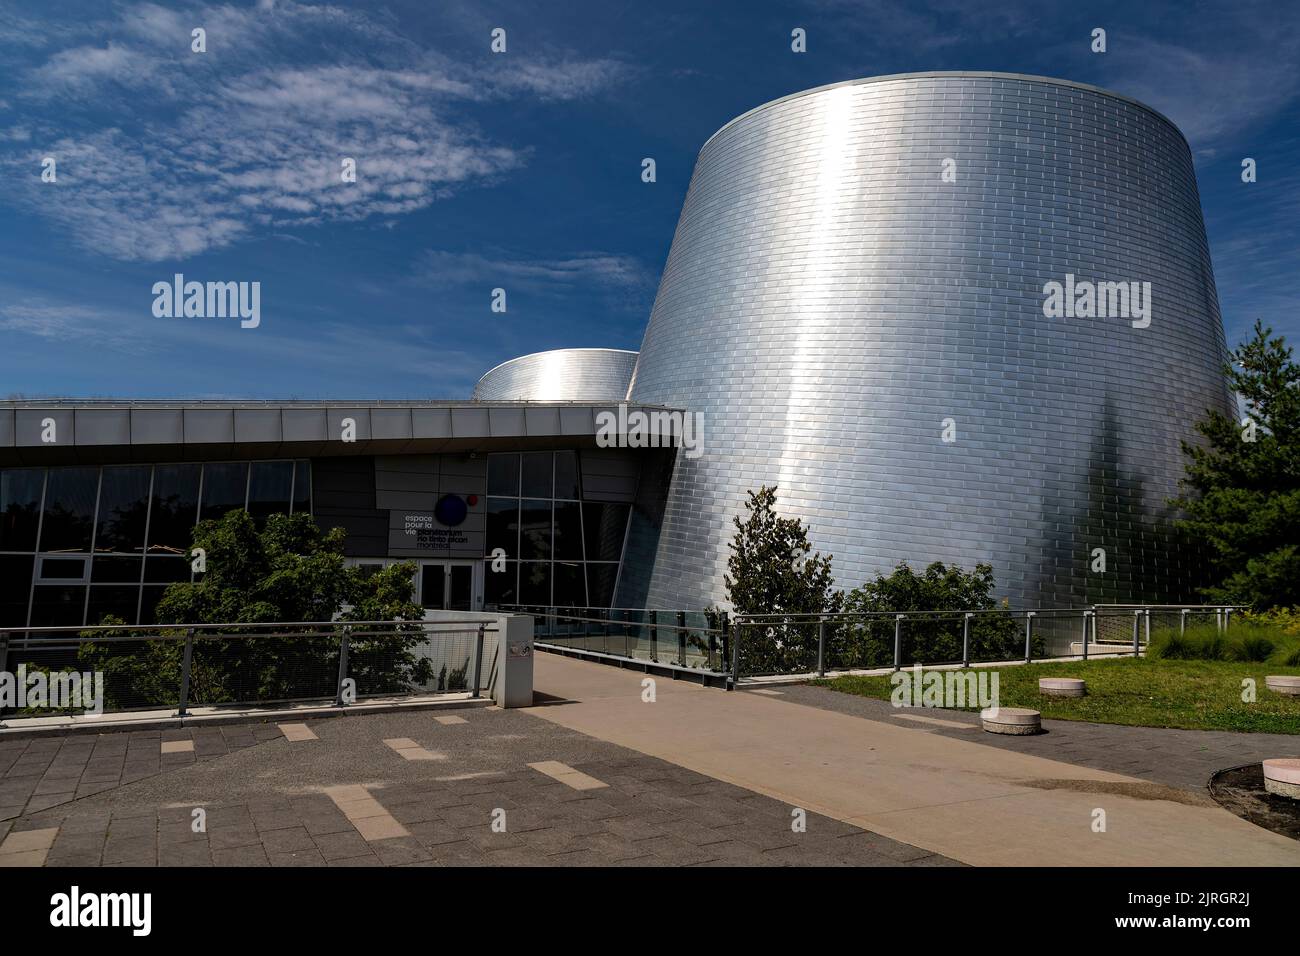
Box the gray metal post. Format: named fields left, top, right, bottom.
left=962, top=613, right=973, bottom=668
left=649, top=610, right=658, bottom=662
left=471, top=623, right=485, bottom=698
left=1024, top=612, right=1035, bottom=663
left=730, top=621, right=741, bottom=686
left=1224, top=607, right=1233, bottom=632
left=893, top=615, right=904, bottom=671
left=1180, top=609, right=1188, bottom=635
left=1143, top=608, right=1150, bottom=653
left=1081, top=610, right=1091, bottom=661
left=720, top=613, right=730, bottom=681
left=177, top=627, right=195, bottom=717
left=677, top=610, right=687, bottom=667
left=1132, top=610, right=1141, bottom=657
left=817, top=620, right=826, bottom=677
left=334, top=627, right=351, bottom=707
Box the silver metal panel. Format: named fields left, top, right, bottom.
left=0, top=410, right=12, bottom=447
left=75, top=409, right=130, bottom=446
left=487, top=406, right=527, bottom=437
left=559, top=406, right=595, bottom=435
left=622, top=73, right=1235, bottom=610
left=412, top=407, right=453, bottom=439
left=370, top=408, right=413, bottom=441
left=131, top=409, right=183, bottom=445
left=15, top=409, right=73, bottom=446
left=523, top=405, right=561, bottom=436
left=234, top=409, right=282, bottom=444
left=183, top=409, right=235, bottom=444
left=473, top=348, right=638, bottom=402
left=281, top=408, right=328, bottom=443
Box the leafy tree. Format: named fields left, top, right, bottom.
left=1176, top=321, right=1300, bottom=609
left=81, top=511, right=433, bottom=709
left=835, top=561, right=1034, bottom=667
left=724, top=486, right=839, bottom=673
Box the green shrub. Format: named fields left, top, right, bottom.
left=1286, top=647, right=1300, bottom=666
left=1233, top=635, right=1276, bottom=662
left=1149, top=620, right=1300, bottom=665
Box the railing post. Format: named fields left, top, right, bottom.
left=1224, top=607, right=1233, bottom=632
left=1024, top=611, right=1035, bottom=663
left=677, top=610, right=687, bottom=667
left=649, top=610, right=658, bottom=662
left=1132, top=610, right=1141, bottom=657
left=623, top=609, right=631, bottom=658
left=471, top=623, right=485, bottom=698
left=1143, top=608, right=1150, bottom=653
left=1180, top=608, right=1188, bottom=635
left=730, top=621, right=741, bottom=686
left=0, top=631, right=9, bottom=719
left=334, top=626, right=351, bottom=707
left=962, top=612, right=973, bottom=668
left=817, top=620, right=826, bottom=677
left=708, top=614, right=719, bottom=671
left=893, top=614, right=904, bottom=671
left=177, top=627, right=195, bottom=717
left=720, top=613, right=730, bottom=680
left=1081, top=610, right=1091, bottom=661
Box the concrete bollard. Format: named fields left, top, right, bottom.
left=1039, top=677, right=1086, bottom=698
left=1263, top=676, right=1300, bottom=698
left=1262, top=758, right=1300, bottom=800
left=980, top=707, right=1041, bottom=735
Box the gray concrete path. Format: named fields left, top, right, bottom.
left=527, top=654, right=1300, bottom=866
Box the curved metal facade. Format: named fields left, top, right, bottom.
left=473, top=348, right=638, bottom=402
left=622, top=72, right=1233, bottom=610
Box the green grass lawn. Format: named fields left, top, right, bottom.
left=813, top=656, right=1300, bottom=734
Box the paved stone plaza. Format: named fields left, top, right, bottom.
left=0, top=704, right=957, bottom=867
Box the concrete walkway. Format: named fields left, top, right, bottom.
left=527, top=654, right=1300, bottom=866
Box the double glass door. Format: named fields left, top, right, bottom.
left=419, top=561, right=476, bottom=611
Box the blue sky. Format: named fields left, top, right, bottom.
left=1, top=0, right=1296, bottom=399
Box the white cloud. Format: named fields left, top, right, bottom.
left=0, top=1, right=628, bottom=261
left=419, top=250, right=652, bottom=290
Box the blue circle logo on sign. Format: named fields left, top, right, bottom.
left=434, top=494, right=468, bottom=527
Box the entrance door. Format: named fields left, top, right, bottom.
left=419, top=561, right=479, bottom=611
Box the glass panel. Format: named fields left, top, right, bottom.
left=248, top=461, right=293, bottom=521
left=140, top=586, right=172, bottom=625
left=519, top=499, right=551, bottom=559
left=582, top=502, right=630, bottom=562
left=200, top=462, right=248, bottom=522
left=38, top=557, right=87, bottom=581
left=39, top=466, right=98, bottom=553
left=448, top=564, right=472, bottom=611
left=554, top=451, right=580, bottom=500
left=553, top=561, right=586, bottom=608
left=0, top=554, right=33, bottom=626
left=519, top=561, right=551, bottom=606
left=586, top=563, right=619, bottom=608
left=520, top=452, right=553, bottom=498
left=0, top=468, right=44, bottom=551
left=93, top=555, right=142, bottom=583
left=30, top=585, right=86, bottom=627
left=420, top=564, right=445, bottom=610
left=144, top=557, right=190, bottom=584
left=87, top=586, right=140, bottom=627
left=94, top=465, right=151, bottom=554
left=484, top=560, right=517, bottom=607
left=553, top=500, right=583, bottom=560
left=486, top=453, right=519, bottom=497
left=485, top=498, right=518, bottom=558
left=148, top=464, right=200, bottom=556
left=292, top=461, right=312, bottom=514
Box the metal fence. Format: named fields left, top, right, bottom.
left=0, top=619, right=496, bottom=719
left=731, top=605, right=1246, bottom=679
left=502, top=604, right=1244, bottom=684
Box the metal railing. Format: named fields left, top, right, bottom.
left=730, top=605, right=1246, bottom=679
left=500, top=605, right=731, bottom=676
left=0, top=619, right=496, bottom=720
